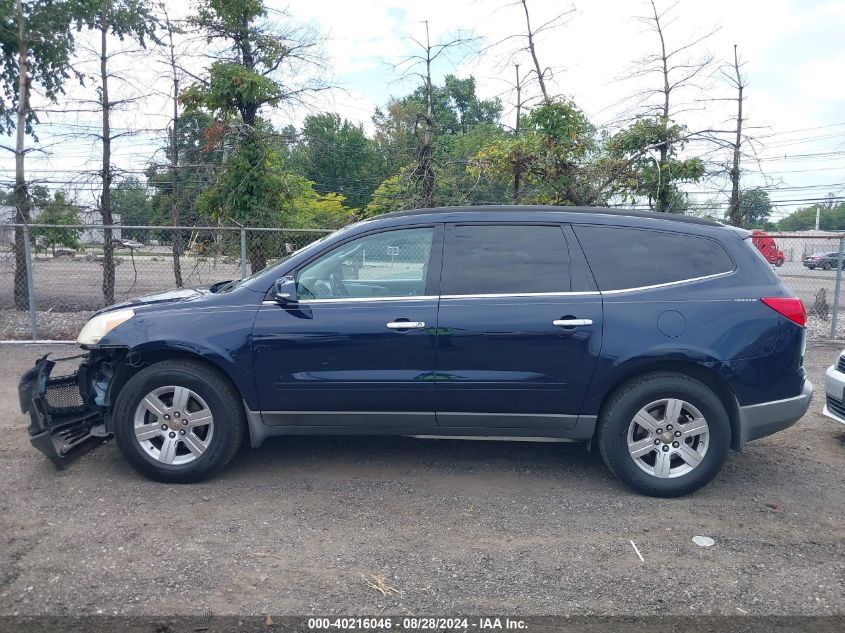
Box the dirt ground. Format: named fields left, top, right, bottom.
left=0, top=342, right=842, bottom=618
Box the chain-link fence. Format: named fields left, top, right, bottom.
left=0, top=224, right=331, bottom=340
left=761, top=232, right=845, bottom=339
left=2, top=224, right=845, bottom=341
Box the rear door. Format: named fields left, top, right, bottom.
left=434, top=223, right=603, bottom=430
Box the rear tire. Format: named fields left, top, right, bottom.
left=597, top=372, right=731, bottom=497
left=113, top=360, right=245, bottom=483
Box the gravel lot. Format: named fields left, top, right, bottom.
left=0, top=255, right=241, bottom=312
left=0, top=342, right=843, bottom=618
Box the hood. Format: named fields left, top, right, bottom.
left=96, top=285, right=220, bottom=314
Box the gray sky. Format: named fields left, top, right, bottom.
left=3, top=0, right=843, bottom=221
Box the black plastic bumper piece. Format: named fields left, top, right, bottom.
left=19, top=355, right=108, bottom=468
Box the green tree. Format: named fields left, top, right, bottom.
left=373, top=74, right=502, bottom=170
left=84, top=0, right=158, bottom=305
left=371, top=101, right=417, bottom=181
left=33, top=191, right=82, bottom=255
left=609, top=117, right=704, bottom=212
left=0, top=0, right=97, bottom=134
left=622, top=1, right=715, bottom=212
left=400, top=74, right=502, bottom=136
left=291, top=113, right=379, bottom=209
left=370, top=74, right=505, bottom=211
left=364, top=120, right=512, bottom=217
left=735, top=188, right=772, bottom=228
left=3, top=0, right=98, bottom=309
left=365, top=169, right=418, bottom=217
left=146, top=110, right=222, bottom=243
left=181, top=0, right=326, bottom=272
left=287, top=176, right=355, bottom=229
left=777, top=202, right=845, bottom=232
left=435, top=121, right=509, bottom=206
left=112, top=177, right=152, bottom=240
left=472, top=100, right=628, bottom=206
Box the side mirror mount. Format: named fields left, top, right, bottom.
left=272, top=275, right=297, bottom=304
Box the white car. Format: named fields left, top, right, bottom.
left=823, top=351, right=845, bottom=425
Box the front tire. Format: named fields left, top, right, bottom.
left=113, top=360, right=245, bottom=483
left=597, top=372, right=731, bottom=497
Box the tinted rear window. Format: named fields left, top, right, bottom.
left=443, top=225, right=570, bottom=295
left=573, top=225, right=734, bottom=291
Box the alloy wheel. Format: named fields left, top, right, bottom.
left=133, top=386, right=214, bottom=465
left=626, top=398, right=710, bottom=478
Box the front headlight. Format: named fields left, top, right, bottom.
left=76, top=308, right=135, bottom=345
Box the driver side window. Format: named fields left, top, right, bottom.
left=296, top=227, right=434, bottom=300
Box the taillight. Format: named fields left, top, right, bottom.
left=761, top=297, right=806, bottom=327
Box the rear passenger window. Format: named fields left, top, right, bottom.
left=573, top=225, right=734, bottom=291
left=443, top=225, right=570, bottom=295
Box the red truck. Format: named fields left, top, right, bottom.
left=751, top=231, right=785, bottom=266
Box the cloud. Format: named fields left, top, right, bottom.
left=798, top=55, right=845, bottom=101
left=3, top=0, right=843, bottom=216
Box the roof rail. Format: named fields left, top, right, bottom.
left=377, top=205, right=723, bottom=227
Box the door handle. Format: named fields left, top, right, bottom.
left=386, top=321, right=426, bottom=329
left=553, top=319, right=593, bottom=327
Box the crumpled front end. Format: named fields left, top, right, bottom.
left=19, top=353, right=114, bottom=468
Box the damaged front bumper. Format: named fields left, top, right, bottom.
left=19, top=353, right=113, bottom=468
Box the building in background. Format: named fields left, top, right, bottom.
left=79, top=211, right=121, bottom=245
left=0, top=205, right=15, bottom=247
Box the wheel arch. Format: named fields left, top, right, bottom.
left=593, top=360, right=742, bottom=450
left=103, top=345, right=255, bottom=444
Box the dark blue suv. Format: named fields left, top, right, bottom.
left=19, top=207, right=813, bottom=496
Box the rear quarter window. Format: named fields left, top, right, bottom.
left=572, top=225, right=735, bottom=291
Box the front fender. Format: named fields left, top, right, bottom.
left=97, top=302, right=260, bottom=408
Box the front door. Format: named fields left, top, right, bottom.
left=252, top=225, right=442, bottom=428
left=434, top=223, right=603, bottom=430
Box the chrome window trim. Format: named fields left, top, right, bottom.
left=440, top=272, right=733, bottom=299
left=441, top=291, right=600, bottom=299
left=259, top=270, right=733, bottom=305
left=599, top=270, right=735, bottom=295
